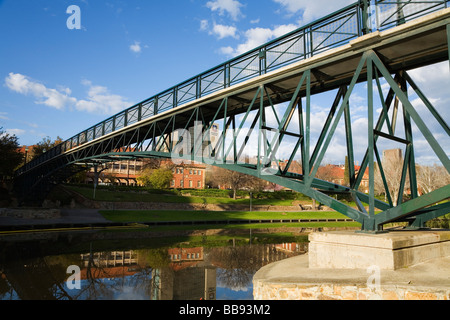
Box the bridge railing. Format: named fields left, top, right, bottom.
left=375, top=0, right=448, bottom=30
left=15, top=0, right=449, bottom=176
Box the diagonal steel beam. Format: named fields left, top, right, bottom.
left=370, top=50, right=450, bottom=173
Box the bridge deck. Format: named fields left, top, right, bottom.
left=65, top=8, right=450, bottom=155
left=13, top=5, right=450, bottom=231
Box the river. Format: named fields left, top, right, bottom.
left=0, top=228, right=308, bottom=300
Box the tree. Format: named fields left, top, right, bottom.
left=0, top=128, right=23, bottom=180
left=316, top=164, right=339, bottom=183
left=374, top=151, right=405, bottom=206
left=32, top=136, right=64, bottom=160
left=213, top=167, right=253, bottom=199
left=343, top=156, right=350, bottom=186
left=416, top=164, right=449, bottom=195
left=138, top=167, right=173, bottom=189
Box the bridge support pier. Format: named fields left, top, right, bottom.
left=253, top=230, right=450, bottom=300
left=308, top=230, right=450, bottom=270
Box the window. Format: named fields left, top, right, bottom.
left=189, top=180, right=193, bottom=188
left=171, top=180, right=175, bottom=187
left=189, top=169, right=193, bottom=174
left=180, top=180, right=184, bottom=188
left=197, top=181, right=201, bottom=188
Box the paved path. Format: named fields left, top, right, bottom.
left=0, top=209, right=111, bottom=228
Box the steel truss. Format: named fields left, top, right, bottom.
left=13, top=1, right=450, bottom=232
left=14, top=48, right=449, bottom=232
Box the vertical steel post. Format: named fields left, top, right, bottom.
left=360, top=0, right=371, bottom=34
left=232, top=115, right=237, bottom=163
left=367, top=55, right=375, bottom=217
left=399, top=73, right=418, bottom=199
left=222, top=97, right=228, bottom=162
left=343, top=86, right=355, bottom=186
left=258, top=87, right=263, bottom=175
left=396, top=0, right=406, bottom=25
left=304, top=70, right=311, bottom=180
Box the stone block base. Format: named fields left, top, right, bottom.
left=253, top=254, right=450, bottom=300
left=308, top=230, right=450, bottom=270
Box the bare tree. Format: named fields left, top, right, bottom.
left=212, top=167, right=252, bottom=199
left=374, top=152, right=407, bottom=206
left=416, top=164, right=449, bottom=195
left=316, top=164, right=340, bottom=183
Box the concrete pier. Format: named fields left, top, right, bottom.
left=253, top=230, right=450, bottom=300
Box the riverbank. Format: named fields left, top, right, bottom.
left=0, top=185, right=361, bottom=233
left=0, top=207, right=360, bottom=233
left=63, top=185, right=335, bottom=212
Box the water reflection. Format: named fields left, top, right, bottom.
left=0, top=230, right=307, bottom=300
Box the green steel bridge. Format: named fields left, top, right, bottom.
left=14, top=1, right=450, bottom=232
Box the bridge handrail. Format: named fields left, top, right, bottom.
left=15, top=0, right=449, bottom=176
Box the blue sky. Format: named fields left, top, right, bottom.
left=0, top=0, right=448, bottom=165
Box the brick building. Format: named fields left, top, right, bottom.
left=169, top=162, right=206, bottom=189
left=84, top=159, right=206, bottom=189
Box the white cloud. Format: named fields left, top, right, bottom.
left=219, top=46, right=235, bottom=56
left=407, top=62, right=450, bottom=118
left=210, top=23, right=239, bottom=39
left=273, top=0, right=355, bottom=24
left=76, top=80, right=130, bottom=115
left=129, top=41, right=142, bottom=53
left=5, top=128, right=26, bottom=136
left=5, top=73, right=76, bottom=110
left=5, top=73, right=130, bottom=116
left=221, top=24, right=298, bottom=57
left=206, top=0, right=245, bottom=21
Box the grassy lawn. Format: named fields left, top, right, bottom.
left=100, top=209, right=352, bottom=223
left=68, top=185, right=362, bottom=230
left=68, top=185, right=304, bottom=206
left=100, top=210, right=361, bottom=232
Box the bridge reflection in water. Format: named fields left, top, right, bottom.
left=0, top=230, right=307, bottom=300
